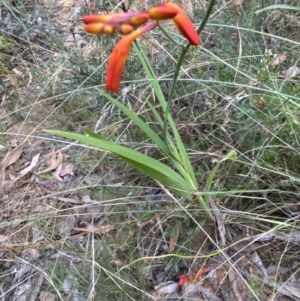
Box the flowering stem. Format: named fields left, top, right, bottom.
left=162, top=0, right=217, bottom=143
left=158, top=22, right=182, bottom=46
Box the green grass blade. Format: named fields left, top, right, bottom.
left=133, top=43, right=198, bottom=189
left=99, top=89, right=172, bottom=157
left=255, top=4, right=300, bottom=14
left=204, top=150, right=237, bottom=200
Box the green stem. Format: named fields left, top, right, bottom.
left=162, top=0, right=218, bottom=143
left=158, top=22, right=182, bottom=46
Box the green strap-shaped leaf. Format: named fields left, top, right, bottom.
left=48, top=130, right=193, bottom=199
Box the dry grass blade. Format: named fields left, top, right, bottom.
left=168, top=223, right=180, bottom=253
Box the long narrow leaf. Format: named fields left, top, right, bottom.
left=99, top=89, right=194, bottom=185
left=204, top=150, right=237, bottom=202
left=133, top=43, right=198, bottom=189
left=100, top=90, right=173, bottom=158
left=48, top=130, right=193, bottom=199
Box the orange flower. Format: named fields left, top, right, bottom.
left=147, top=5, right=179, bottom=20
left=148, top=2, right=200, bottom=46
left=106, top=21, right=157, bottom=93
left=84, top=23, right=135, bottom=35
left=83, top=12, right=150, bottom=34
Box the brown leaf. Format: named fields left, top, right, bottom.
left=37, top=151, right=63, bottom=175
left=8, top=173, right=17, bottom=180
left=59, top=163, right=73, bottom=177
left=279, top=282, right=300, bottom=298
left=154, top=281, right=179, bottom=294
left=54, top=161, right=63, bottom=182
left=27, top=140, right=43, bottom=150
left=5, top=147, right=23, bottom=168
left=14, top=153, right=40, bottom=181
left=22, top=248, right=40, bottom=260
left=169, top=224, right=180, bottom=253
left=59, top=215, right=77, bottom=236
left=6, top=74, right=18, bottom=86
left=40, top=291, right=56, bottom=301
left=282, top=65, right=300, bottom=79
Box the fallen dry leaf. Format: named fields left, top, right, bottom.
left=39, top=180, right=56, bottom=189
left=37, top=150, right=63, bottom=175
left=154, top=281, right=179, bottom=294
left=59, top=162, right=73, bottom=177
left=5, top=147, right=23, bottom=168
left=282, top=65, right=300, bottom=79
left=8, top=173, right=17, bottom=180
left=27, top=140, right=43, bottom=151
left=54, top=161, right=63, bottom=182
left=283, top=283, right=300, bottom=298
left=59, top=215, right=77, bottom=236
left=13, top=153, right=41, bottom=181
left=279, top=281, right=300, bottom=298
left=5, top=74, right=19, bottom=86
left=40, top=291, right=56, bottom=301
left=22, top=248, right=40, bottom=260
left=169, top=224, right=180, bottom=253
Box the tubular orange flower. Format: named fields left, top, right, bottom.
left=85, top=23, right=134, bottom=35
left=106, top=21, right=157, bottom=93
left=148, top=2, right=200, bottom=46
left=129, top=12, right=150, bottom=26
left=118, top=24, right=136, bottom=35
left=85, top=23, right=116, bottom=35
left=165, top=2, right=200, bottom=45
left=83, top=12, right=150, bottom=29
left=147, top=5, right=179, bottom=20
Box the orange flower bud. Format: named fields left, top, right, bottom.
left=84, top=23, right=116, bottom=35
left=83, top=14, right=114, bottom=24
left=85, top=23, right=135, bottom=35
left=118, top=24, right=135, bottom=35
left=106, top=21, right=157, bottom=93
left=129, top=12, right=150, bottom=26
left=148, top=2, right=200, bottom=46
left=165, top=2, right=200, bottom=45
left=148, top=5, right=179, bottom=20
left=83, top=12, right=149, bottom=27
